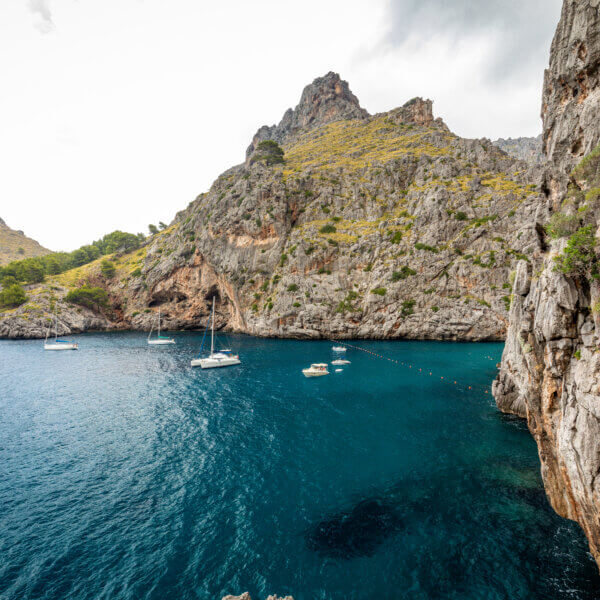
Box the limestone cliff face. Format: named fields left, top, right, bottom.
left=494, top=0, right=600, bottom=569
left=492, top=135, right=544, bottom=165
left=542, top=0, right=600, bottom=178
left=0, top=77, right=543, bottom=340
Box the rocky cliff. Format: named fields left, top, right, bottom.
left=0, top=74, right=542, bottom=340
left=494, top=0, right=600, bottom=569
left=492, top=135, right=544, bottom=164
left=0, top=217, right=49, bottom=266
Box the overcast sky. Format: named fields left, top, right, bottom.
left=0, top=0, right=563, bottom=251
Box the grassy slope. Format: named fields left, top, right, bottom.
left=0, top=220, right=50, bottom=265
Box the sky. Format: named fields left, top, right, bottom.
left=0, top=0, right=563, bottom=251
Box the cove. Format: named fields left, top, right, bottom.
left=1, top=333, right=599, bottom=600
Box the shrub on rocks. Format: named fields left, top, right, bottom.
left=0, top=283, right=27, bottom=308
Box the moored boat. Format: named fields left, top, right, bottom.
left=147, top=308, right=175, bottom=345
left=44, top=311, right=78, bottom=351
left=302, top=363, right=329, bottom=377
left=191, top=297, right=241, bottom=369
left=331, top=359, right=350, bottom=365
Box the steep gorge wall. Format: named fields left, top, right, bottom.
left=494, top=0, right=600, bottom=568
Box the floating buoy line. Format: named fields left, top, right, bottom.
left=329, top=339, right=495, bottom=396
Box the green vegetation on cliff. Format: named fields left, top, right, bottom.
left=250, top=140, right=285, bottom=166
left=0, top=230, right=144, bottom=285
left=65, top=286, right=109, bottom=311
left=0, top=283, right=27, bottom=308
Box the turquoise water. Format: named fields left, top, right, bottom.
left=1, top=333, right=599, bottom=600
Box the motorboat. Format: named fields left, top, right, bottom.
left=302, top=363, right=329, bottom=377
left=332, top=346, right=347, bottom=352
left=331, top=359, right=350, bottom=365
left=148, top=308, right=175, bottom=345
left=191, top=297, right=241, bottom=369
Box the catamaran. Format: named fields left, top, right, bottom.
left=44, top=311, right=78, bottom=351
left=147, top=308, right=175, bottom=345
left=191, top=297, right=241, bottom=369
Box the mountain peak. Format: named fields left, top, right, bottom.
left=246, top=72, right=368, bottom=158
left=290, top=71, right=367, bottom=130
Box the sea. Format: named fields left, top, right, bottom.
left=1, top=333, right=599, bottom=600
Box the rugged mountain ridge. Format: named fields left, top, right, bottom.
left=494, top=0, right=600, bottom=569
left=0, top=218, right=49, bottom=266
left=246, top=72, right=369, bottom=159
left=0, top=75, right=543, bottom=340
left=492, top=135, right=544, bottom=164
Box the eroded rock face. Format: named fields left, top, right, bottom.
left=492, top=135, right=544, bottom=165
left=542, top=0, right=600, bottom=177
left=495, top=0, right=600, bottom=569
left=247, top=72, right=369, bottom=158
left=0, top=85, right=543, bottom=340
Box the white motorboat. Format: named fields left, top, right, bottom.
left=331, top=359, right=350, bottom=365
left=302, top=363, right=329, bottom=377
left=191, top=297, right=241, bottom=369
left=44, top=311, right=78, bottom=350
left=148, top=308, right=175, bottom=345
left=332, top=346, right=347, bottom=352
left=335, top=368, right=343, bottom=373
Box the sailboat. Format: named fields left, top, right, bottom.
left=191, top=297, right=240, bottom=368
left=147, top=308, right=175, bottom=345
left=44, top=310, right=78, bottom=351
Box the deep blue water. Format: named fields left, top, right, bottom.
left=1, top=333, right=599, bottom=600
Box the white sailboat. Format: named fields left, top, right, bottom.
left=147, top=308, right=175, bottom=345
left=191, top=297, right=240, bottom=368
left=44, top=311, right=78, bottom=351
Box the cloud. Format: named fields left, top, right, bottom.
left=384, top=0, right=562, bottom=84
left=28, top=0, right=54, bottom=34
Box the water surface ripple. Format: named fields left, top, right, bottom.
left=1, top=333, right=599, bottom=599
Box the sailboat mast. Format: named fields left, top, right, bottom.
left=55, top=310, right=58, bottom=341
left=210, top=297, right=215, bottom=355
left=158, top=308, right=161, bottom=337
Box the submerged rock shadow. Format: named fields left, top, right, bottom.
left=305, top=497, right=403, bottom=559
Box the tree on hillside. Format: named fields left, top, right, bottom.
left=0, top=283, right=27, bottom=308
left=159, top=221, right=167, bottom=230
left=65, top=286, right=109, bottom=311
left=100, top=259, right=116, bottom=278
left=0, top=274, right=17, bottom=287
left=0, top=229, right=143, bottom=284
left=148, top=224, right=159, bottom=235
left=71, top=249, right=90, bottom=267
left=250, top=140, right=285, bottom=166
left=96, top=231, right=141, bottom=254
left=15, top=258, right=45, bottom=283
